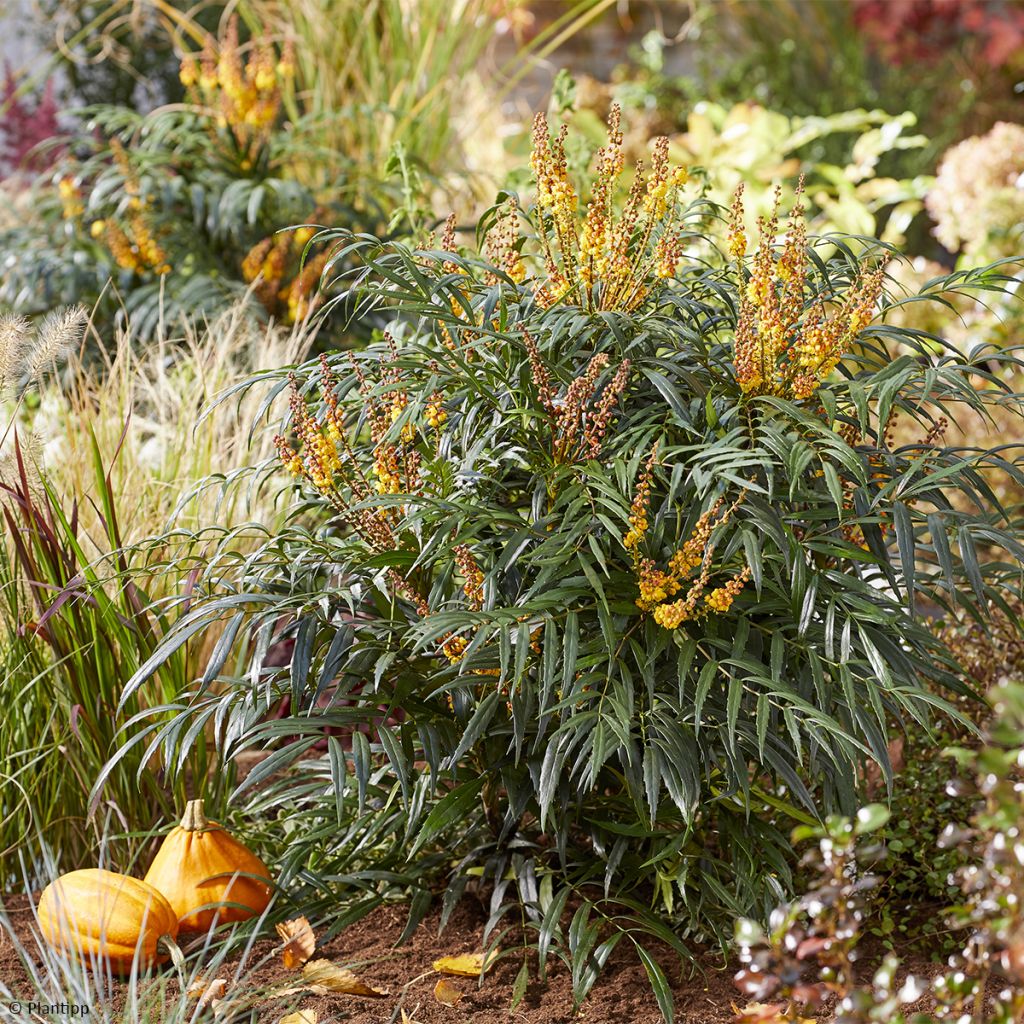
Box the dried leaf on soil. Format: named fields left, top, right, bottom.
left=432, top=949, right=498, bottom=977
left=279, top=1012, right=318, bottom=1024
left=734, top=1003, right=816, bottom=1023
left=301, top=958, right=388, bottom=997
left=277, top=916, right=316, bottom=968
left=433, top=978, right=463, bottom=1006
left=400, top=1010, right=423, bottom=1024
left=186, top=977, right=227, bottom=1009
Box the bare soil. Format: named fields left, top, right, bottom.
left=0, top=893, right=956, bottom=1023
left=1, top=893, right=739, bottom=1023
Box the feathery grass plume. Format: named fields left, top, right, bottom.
left=0, top=430, right=45, bottom=500
left=0, top=314, right=31, bottom=397
left=24, top=306, right=87, bottom=384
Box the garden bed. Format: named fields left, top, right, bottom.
left=3, top=895, right=741, bottom=1023
left=2, top=894, right=959, bottom=1023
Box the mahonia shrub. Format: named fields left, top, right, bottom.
left=124, top=107, right=1024, bottom=1014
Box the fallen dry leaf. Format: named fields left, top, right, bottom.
left=432, top=950, right=499, bottom=977
left=209, top=998, right=232, bottom=1020
left=273, top=984, right=327, bottom=998
left=433, top=978, right=463, bottom=1006
left=301, top=959, right=389, bottom=997
left=279, top=1012, right=318, bottom=1024
left=400, top=1010, right=423, bottom=1024
left=276, top=916, right=316, bottom=968
left=186, top=977, right=227, bottom=1009
left=732, top=1003, right=816, bottom=1024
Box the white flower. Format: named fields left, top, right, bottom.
left=927, top=121, right=1024, bottom=261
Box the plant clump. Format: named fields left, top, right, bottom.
left=116, top=107, right=1024, bottom=1018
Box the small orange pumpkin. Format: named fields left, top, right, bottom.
left=143, top=799, right=273, bottom=932
left=38, top=869, right=178, bottom=973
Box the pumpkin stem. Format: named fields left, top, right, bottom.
left=162, top=935, right=185, bottom=970
left=180, top=799, right=208, bottom=832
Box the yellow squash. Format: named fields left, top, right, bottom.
left=144, top=799, right=272, bottom=932
left=38, top=868, right=178, bottom=973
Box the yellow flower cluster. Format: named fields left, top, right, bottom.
left=523, top=334, right=630, bottom=470
left=129, top=213, right=170, bottom=275
left=86, top=140, right=170, bottom=275
left=101, top=220, right=169, bottom=276
left=241, top=228, right=327, bottom=322
left=432, top=212, right=500, bottom=358
left=388, top=392, right=416, bottom=443
left=633, top=497, right=732, bottom=614
left=441, top=634, right=469, bottom=664
left=623, top=444, right=658, bottom=549
left=625, top=450, right=750, bottom=628
left=732, top=183, right=886, bottom=400
left=180, top=17, right=293, bottom=147
left=650, top=565, right=751, bottom=628
left=426, top=393, right=447, bottom=430
left=705, top=568, right=753, bottom=614
left=372, top=444, right=402, bottom=494
left=637, top=561, right=680, bottom=608
left=529, top=105, right=689, bottom=313
left=484, top=198, right=526, bottom=286
left=57, top=177, right=83, bottom=220
left=282, top=252, right=329, bottom=323
left=275, top=353, right=419, bottom=558
left=454, top=544, right=485, bottom=611
left=277, top=356, right=504, bottom=681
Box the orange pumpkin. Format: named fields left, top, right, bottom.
left=38, top=869, right=178, bottom=973
left=143, top=799, right=273, bottom=932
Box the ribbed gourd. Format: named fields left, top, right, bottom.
left=143, top=799, right=272, bottom=932
left=37, top=868, right=178, bottom=973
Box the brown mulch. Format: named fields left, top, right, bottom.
left=0, top=893, right=959, bottom=1023
left=0, top=893, right=740, bottom=1023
